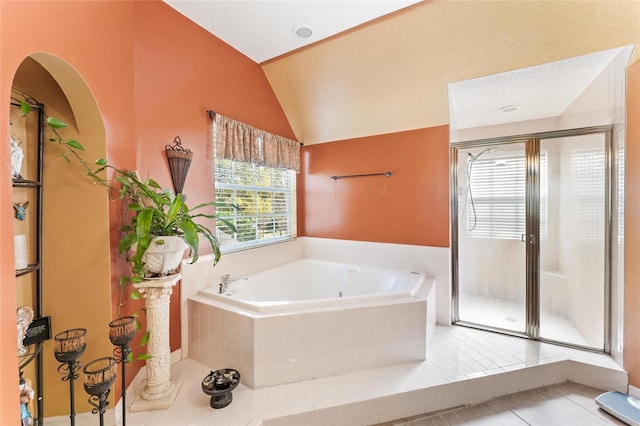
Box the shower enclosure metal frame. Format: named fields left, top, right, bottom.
left=450, top=125, right=613, bottom=352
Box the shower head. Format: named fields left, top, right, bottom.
left=468, top=147, right=495, bottom=163
left=481, top=147, right=495, bottom=155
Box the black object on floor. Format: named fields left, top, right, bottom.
left=202, top=369, right=241, bottom=409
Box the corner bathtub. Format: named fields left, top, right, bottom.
left=188, top=259, right=434, bottom=388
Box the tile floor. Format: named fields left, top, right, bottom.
left=379, top=381, right=626, bottom=425
left=49, top=325, right=626, bottom=425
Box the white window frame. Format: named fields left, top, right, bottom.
left=214, top=157, right=297, bottom=253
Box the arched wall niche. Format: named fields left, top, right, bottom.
left=11, top=52, right=115, bottom=417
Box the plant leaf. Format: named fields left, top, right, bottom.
left=20, top=101, right=32, bottom=116
left=165, top=193, right=184, bottom=227
left=178, top=220, right=199, bottom=262
left=132, top=208, right=154, bottom=262
left=116, top=176, right=131, bottom=187
left=130, top=289, right=142, bottom=300
left=140, top=331, right=150, bottom=346
left=147, top=179, right=162, bottom=189
left=119, top=232, right=138, bottom=253
left=65, top=139, right=84, bottom=150
left=95, top=158, right=107, bottom=166
left=46, top=117, right=67, bottom=129
left=138, top=353, right=152, bottom=360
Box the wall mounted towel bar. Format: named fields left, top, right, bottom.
left=330, top=171, right=392, bottom=180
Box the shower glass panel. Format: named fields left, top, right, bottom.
left=456, top=143, right=527, bottom=333
left=539, top=135, right=606, bottom=349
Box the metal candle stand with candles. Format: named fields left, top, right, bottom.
left=54, top=328, right=87, bottom=426
left=83, top=357, right=117, bottom=426
left=108, top=316, right=136, bottom=426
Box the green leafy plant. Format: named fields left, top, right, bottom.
left=12, top=88, right=236, bottom=309
left=95, top=161, right=236, bottom=288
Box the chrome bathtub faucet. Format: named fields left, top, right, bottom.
left=218, top=274, right=248, bottom=294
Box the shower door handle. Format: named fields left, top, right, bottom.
left=521, top=234, right=535, bottom=244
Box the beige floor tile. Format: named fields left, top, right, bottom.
left=439, top=399, right=527, bottom=426
left=386, top=382, right=626, bottom=426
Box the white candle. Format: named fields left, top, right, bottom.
left=14, top=234, right=28, bottom=270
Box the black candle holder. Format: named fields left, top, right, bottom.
left=109, top=316, right=135, bottom=426
left=83, top=357, right=117, bottom=426
left=54, top=328, right=87, bottom=426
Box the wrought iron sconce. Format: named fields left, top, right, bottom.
left=165, top=136, right=193, bottom=195
left=54, top=328, right=87, bottom=426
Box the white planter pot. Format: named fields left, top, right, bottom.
left=141, top=236, right=189, bottom=277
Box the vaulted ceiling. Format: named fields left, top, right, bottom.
left=168, top=1, right=640, bottom=145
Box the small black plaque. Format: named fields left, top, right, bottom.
left=23, top=316, right=51, bottom=346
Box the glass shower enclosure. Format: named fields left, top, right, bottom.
left=451, top=127, right=612, bottom=351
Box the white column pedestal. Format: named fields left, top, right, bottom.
left=130, top=274, right=183, bottom=412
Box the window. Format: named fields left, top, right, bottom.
left=214, top=158, right=296, bottom=252
left=466, top=152, right=548, bottom=239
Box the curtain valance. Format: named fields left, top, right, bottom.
left=213, top=114, right=300, bottom=172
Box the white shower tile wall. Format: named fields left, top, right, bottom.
left=189, top=299, right=427, bottom=388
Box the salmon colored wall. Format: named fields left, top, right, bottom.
left=131, top=0, right=295, bottom=352
left=0, top=0, right=294, bottom=420
left=299, top=126, right=449, bottom=247
left=1, top=2, right=137, bottom=420
left=624, top=60, right=640, bottom=386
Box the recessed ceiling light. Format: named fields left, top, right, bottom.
left=293, top=24, right=313, bottom=39
left=499, top=105, right=519, bottom=113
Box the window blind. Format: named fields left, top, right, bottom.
left=466, top=153, right=548, bottom=239
left=214, top=158, right=296, bottom=251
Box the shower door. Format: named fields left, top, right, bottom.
left=538, top=134, right=608, bottom=349
left=452, top=129, right=611, bottom=350
left=453, top=141, right=528, bottom=334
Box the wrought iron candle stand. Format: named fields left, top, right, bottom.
left=83, top=357, right=117, bottom=426
left=54, top=328, right=87, bottom=426
left=108, top=316, right=136, bottom=426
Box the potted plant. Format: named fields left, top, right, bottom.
left=91, top=160, right=235, bottom=284
left=15, top=92, right=235, bottom=291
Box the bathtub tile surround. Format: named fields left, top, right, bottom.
left=189, top=297, right=428, bottom=388
left=180, top=237, right=450, bottom=359
left=180, top=238, right=304, bottom=357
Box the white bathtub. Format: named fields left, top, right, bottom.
left=189, top=258, right=434, bottom=388
left=199, top=259, right=427, bottom=313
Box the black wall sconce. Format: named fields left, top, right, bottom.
left=165, top=136, right=193, bottom=195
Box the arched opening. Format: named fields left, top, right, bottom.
left=12, top=53, right=114, bottom=418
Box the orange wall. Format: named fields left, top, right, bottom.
left=299, top=126, right=449, bottom=247
left=625, top=60, right=640, bottom=386
left=0, top=0, right=294, bottom=420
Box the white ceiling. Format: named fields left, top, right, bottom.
left=163, top=0, right=423, bottom=63
left=447, top=47, right=625, bottom=130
